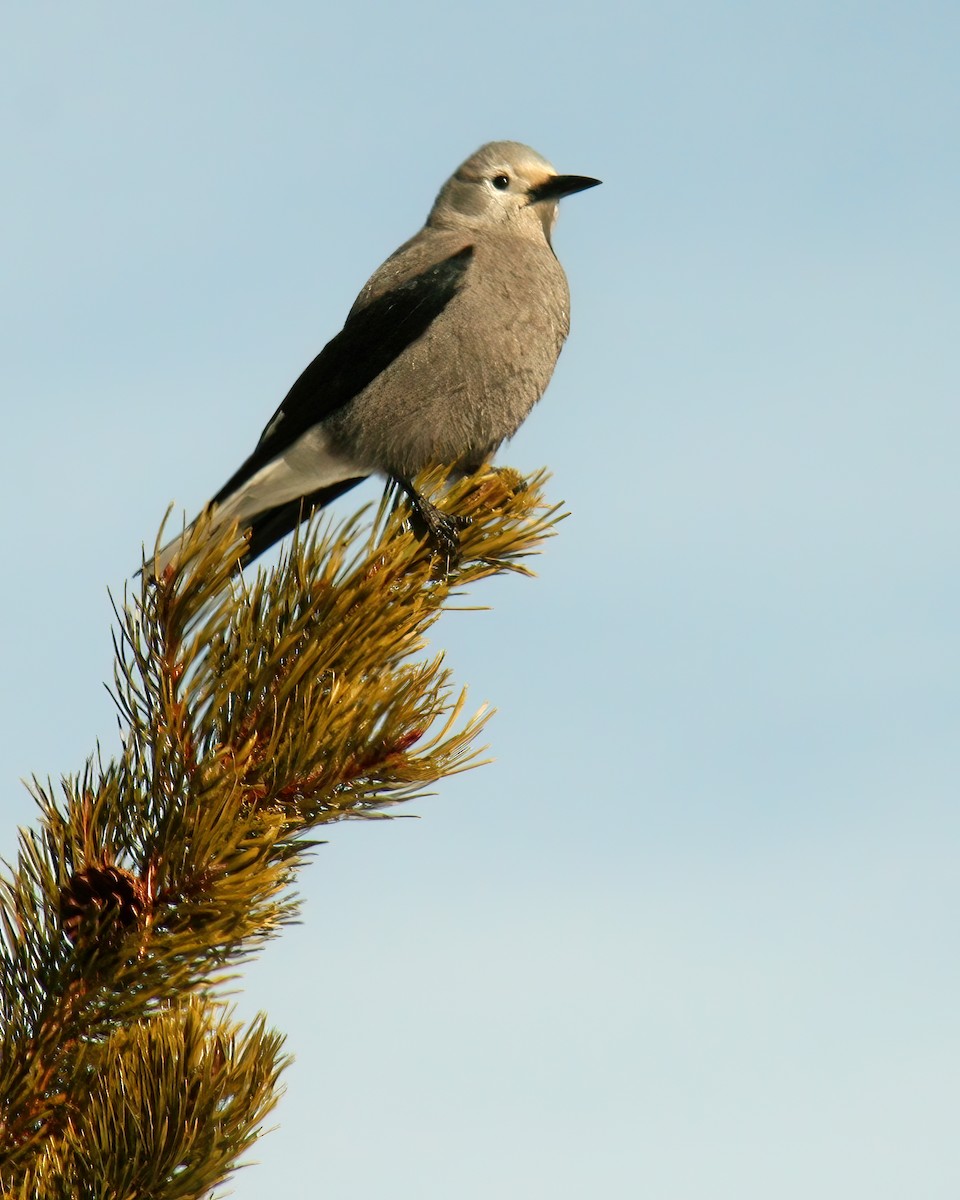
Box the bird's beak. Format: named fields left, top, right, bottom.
left=527, top=174, right=602, bottom=203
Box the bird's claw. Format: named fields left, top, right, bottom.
left=395, top=478, right=469, bottom=569
left=413, top=500, right=468, bottom=569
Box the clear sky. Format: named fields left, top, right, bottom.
left=3, top=3, right=959, bottom=1196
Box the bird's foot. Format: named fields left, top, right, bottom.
left=396, top=478, right=470, bottom=569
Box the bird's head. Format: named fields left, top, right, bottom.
left=427, top=141, right=600, bottom=243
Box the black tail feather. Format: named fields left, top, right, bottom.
left=240, top=477, right=367, bottom=566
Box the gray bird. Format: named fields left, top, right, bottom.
left=152, top=140, right=600, bottom=573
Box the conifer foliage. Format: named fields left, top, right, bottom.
left=0, top=470, right=560, bottom=1198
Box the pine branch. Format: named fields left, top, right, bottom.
left=0, top=468, right=562, bottom=1197
left=15, top=999, right=287, bottom=1200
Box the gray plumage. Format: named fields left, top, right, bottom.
left=152, top=140, right=600, bottom=573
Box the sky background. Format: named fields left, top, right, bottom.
left=2, top=2, right=959, bottom=1196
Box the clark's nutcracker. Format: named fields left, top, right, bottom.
left=152, top=141, right=600, bottom=572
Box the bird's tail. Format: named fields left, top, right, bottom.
left=144, top=478, right=367, bottom=579
left=146, top=508, right=223, bottom=579
left=240, top=478, right=366, bottom=563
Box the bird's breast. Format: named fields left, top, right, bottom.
left=326, top=236, right=571, bottom=479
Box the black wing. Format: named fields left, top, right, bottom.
left=212, top=245, right=474, bottom=506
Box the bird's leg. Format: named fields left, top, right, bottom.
left=394, top=476, right=468, bottom=566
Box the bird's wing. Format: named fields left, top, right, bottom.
left=211, top=245, right=474, bottom=506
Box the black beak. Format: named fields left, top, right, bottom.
left=528, top=174, right=602, bottom=203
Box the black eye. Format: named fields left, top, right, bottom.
left=491, top=174, right=510, bottom=190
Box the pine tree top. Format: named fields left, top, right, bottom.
left=0, top=468, right=562, bottom=1197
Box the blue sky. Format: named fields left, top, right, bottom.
left=2, top=3, right=959, bottom=1196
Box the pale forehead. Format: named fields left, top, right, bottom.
left=457, top=140, right=557, bottom=180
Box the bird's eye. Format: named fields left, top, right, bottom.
left=491, top=174, right=510, bottom=190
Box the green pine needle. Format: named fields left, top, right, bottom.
left=0, top=467, right=563, bottom=1195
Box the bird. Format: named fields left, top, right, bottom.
left=151, top=140, right=600, bottom=574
